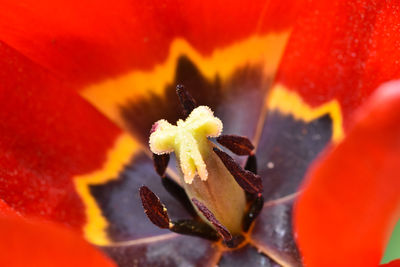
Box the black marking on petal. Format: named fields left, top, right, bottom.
left=242, top=195, right=264, bottom=232
left=152, top=153, right=170, bottom=177
left=90, top=153, right=193, bottom=241
left=191, top=198, right=232, bottom=242
left=218, top=245, right=280, bottom=267
left=170, top=219, right=219, bottom=241
left=102, top=231, right=218, bottom=267
left=213, top=147, right=263, bottom=195
left=139, top=186, right=170, bottom=229
left=119, top=57, right=267, bottom=145
left=257, top=112, right=332, bottom=201
left=161, top=174, right=198, bottom=218
left=217, top=134, right=254, bottom=156
left=120, top=56, right=222, bottom=144
left=176, top=84, right=197, bottom=117
left=251, top=199, right=302, bottom=265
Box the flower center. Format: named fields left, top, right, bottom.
left=140, top=85, right=263, bottom=246
left=149, top=105, right=246, bottom=234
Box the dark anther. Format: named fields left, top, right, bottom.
left=244, top=154, right=258, bottom=202
left=139, top=186, right=170, bottom=229
left=224, top=235, right=245, bottom=248
left=170, top=219, right=219, bottom=241
left=192, top=198, right=232, bottom=242
left=152, top=153, right=170, bottom=177
left=176, top=85, right=197, bottom=117
left=216, top=134, right=255, bottom=156
left=244, top=154, right=257, bottom=174
left=140, top=187, right=224, bottom=241
left=213, top=147, right=263, bottom=195
left=242, top=195, right=265, bottom=232
left=152, top=154, right=197, bottom=217
left=161, top=174, right=198, bottom=218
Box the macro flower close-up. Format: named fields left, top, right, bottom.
left=1, top=0, right=400, bottom=266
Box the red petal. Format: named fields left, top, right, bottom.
left=0, top=41, right=123, bottom=230
left=275, top=1, right=400, bottom=129
left=0, top=199, right=19, bottom=217
left=0, top=215, right=116, bottom=267
left=0, top=0, right=302, bottom=86
left=1, top=0, right=307, bottom=144
left=294, top=81, right=400, bottom=266
left=381, top=260, right=400, bottom=267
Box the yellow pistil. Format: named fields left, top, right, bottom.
left=150, top=106, right=223, bottom=184
left=149, top=106, right=246, bottom=234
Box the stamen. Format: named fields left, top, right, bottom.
left=139, top=186, right=170, bottom=229
left=148, top=86, right=246, bottom=235
left=176, top=85, right=197, bottom=117
left=242, top=195, right=265, bottom=232
left=192, top=198, right=232, bottom=242
left=152, top=153, right=170, bottom=177
left=213, top=147, right=263, bottom=195
left=216, top=134, right=255, bottom=156
left=244, top=154, right=258, bottom=174
left=160, top=174, right=198, bottom=217
left=140, top=186, right=223, bottom=241
left=170, top=220, right=219, bottom=241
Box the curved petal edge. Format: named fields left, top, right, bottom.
left=294, top=80, right=400, bottom=267
left=0, top=215, right=116, bottom=267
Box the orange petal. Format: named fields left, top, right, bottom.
left=0, top=215, right=116, bottom=267
left=294, top=80, right=400, bottom=266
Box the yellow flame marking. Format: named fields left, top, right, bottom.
left=81, top=33, right=290, bottom=128
left=74, top=34, right=291, bottom=245
left=267, top=84, right=344, bottom=143
left=74, top=134, right=140, bottom=245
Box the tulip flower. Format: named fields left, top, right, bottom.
left=0, top=0, right=399, bottom=267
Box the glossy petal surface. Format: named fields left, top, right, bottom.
left=0, top=215, right=116, bottom=267
left=295, top=81, right=400, bottom=267
left=251, top=198, right=301, bottom=266
left=257, top=111, right=332, bottom=202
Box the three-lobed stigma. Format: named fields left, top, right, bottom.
left=149, top=106, right=223, bottom=184
left=141, top=85, right=263, bottom=243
